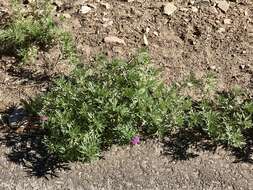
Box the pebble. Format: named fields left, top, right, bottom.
left=239, top=64, right=247, bottom=70
left=145, top=27, right=150, bottom=34
left=62, top=13, right=71, bottom=19
left=209, top=6, right=218, bottom=14
left=244, top=10, right=248, bottom=16
left=216, top=0, right=230, bottom=12
left=192, top=6, right=198, bottom=13
left=104, top=36, right=126, bottom=45
left=217, top=27, right=225, bottom=33
left=143, top=34, right=148, bottom=46
left=8, top=106, right=26, bottom=128
left=163, top=3, right=177, bottom=16
left=153, top=31, right=159, bottom=36
left=0, top=114, right=4, bottom=125
left=80, top=5, right=92, bottom=14
left=223, top=18, right=231, bottom=24
left=103, top=20, right=113, bottom=27
left=180, top=8, right=189, bottom=12
left=209, top=65, right=217, bottom=71
left=240, top=64, right=245, bottom=69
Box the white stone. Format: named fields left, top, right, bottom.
left=103, top=20, right=113, bottom=27
left=80, top=5, right=92, bottom=14
left=143, top=34, right=148, bottom=46
left=153, top=31, right=159, bottom=36
left=62, top=13, right=71, bottom=19
left=217, top=0, right=230, bottom=12
left=223, top=18, right=231, bottom=24
left=192, top=6, right=198, bottom=13
left=217, top=27, right=225, bottom=33
left=104, top=36, right=126, bottom=45
left=163, top=3, right=177, bottom=16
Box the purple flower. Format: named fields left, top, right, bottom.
left=131, top=136, right=140, bottom=145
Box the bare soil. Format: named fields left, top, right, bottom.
left=0, top=0, right=253, bottom=189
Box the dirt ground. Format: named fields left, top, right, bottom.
left=0, top=0, right=253, bottom=189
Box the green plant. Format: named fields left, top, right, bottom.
left=26, top=52, right=253, bottom=161
left=188, top=89, right=253, bottom=148
left=0, top=0, right=78, bottom=64
left=27, top=51, right=191, bottom=161
left=183, top=74, right=253, bottom=148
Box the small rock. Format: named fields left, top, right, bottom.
left=163, top=2, right=177, bottom=16
left=103, top=20, right=113, bottom=27
left=8, top=106, right=26, bottom=128
left=0, top=114, right=5, bottom=125
left=244, top=10, right=248, bottom=16
left=143, top=34, right=148, bottom=46
left=80, top=5, right=92, bottom=14
left=184, top=18, right=190, bottom=22
left=180, top=8, right=189, bottom=12
left=104, top=36, right=126, bottom=45
left=145, top=27, right=150, bottom=34
left=191, top=6, right=198, bottom=13
left=217, top=27, right=225, bottom=33
left=62, top=13, right=71, bottom=19
left=102, top=17, right=110, bottom=22
left=223, top=18, right=231, bottom=24
left=209, top=6, right=218, bottom=14
left=216, top=0, right=230, bottom=12
left=239, top=64, right=247, bottom=70
left=209, top=65, right=217, bottom=70
left=153, top=31, right=159, bottom=36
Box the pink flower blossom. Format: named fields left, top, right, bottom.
left=131, top=136, right=140, bottom=145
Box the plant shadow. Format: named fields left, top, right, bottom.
left=0, top=129, right=70, bottom=178
left=4, top=64, right=52, bottom=85
left=0, top=108, right=70, bottom=178
left=162, top=128, right=253, bottom=164
left=162, top=129, right=217, bottom=160
left=232, top=128, right=253, bottom=164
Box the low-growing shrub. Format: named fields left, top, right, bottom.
left=27, top=52, right=192, bottom=161
left=26, top=52, right=253, bottom=162
left=187, top=90, right=253, bottom=148
left=0, top=0, right=78, bottom=64
left=183, top=75, right=253, bottom=148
